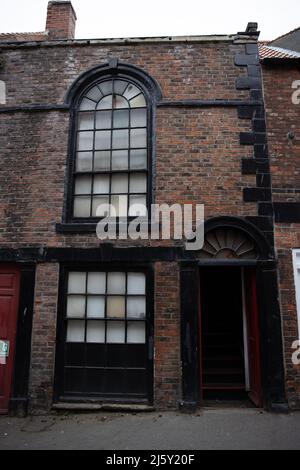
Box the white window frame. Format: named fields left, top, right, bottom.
left=292, top=249, right=300, bottom=341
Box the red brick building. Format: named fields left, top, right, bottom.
left=0, top=1, right=298, bottom=415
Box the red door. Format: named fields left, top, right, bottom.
left=244, top=268, right=263, bottom=407
left=0, top=266, right=20, bottom=414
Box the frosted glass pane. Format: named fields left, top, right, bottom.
left=75, top=175, right=92, bottom=195
left=130, top=94, right=146, bottom=108
left=127, top=322, right=146, bottom=343
left=87, top=296, right=105, bottom=318
left=111, top=173, right=128, bottom=193
left=86, top=320, right=105, bottom=343
left=129, top=195, right=147, bottom=216
left=107, top=272, right=126, bottom=294
left=114, top=95, right=129, bottom=109
left=106, top=321, right=125, bottom=343
left=92, top=196, right=109, bottom=217
left=99, top=81, right=113, bottom=95
left=131, top=109, right=147, bottom=127
left=130, top=174, right=147, bottom=193
left=76, top=152, right=93, bottom=172
left=93, top=174, right=110, bottom=194
left=127, top=297, right=146, bottom=319
left=97, top=95, right=113, bottom=110
left=68, top=272, right=86, bottom=294
left=131, top=129, right=147, bottom=148
left=67, top=295, right=86, bottom=318
left=67, top=320, right=85, bottom=342
left=95, top=110, right=112, bottom=129
left=94, top=151, right=110, bottom=170
left=78, top=112, right=94, bottom=130
left=77, top=131, right=93, bottom=151
left=107, top=296, right=125, bottom=318
left=111, top=195, right=128, bottom=217
left=74, top=196, right=91, bottom=217
left=113, top=110, right=129, bottom=128
left=114, top=80, right=128, bottom=95
left=80, top=98, right=96, bottom=111
left=123, top=83, right=140, bottom=100
left=127, top=272, right=146, bottom=294
left=87, top=272, right=106, bottom=294
left=95, top=131, right=111, bottom=150
left=130, top=149, right=147, bottom=169
left=86, top=86, right=102, bottom=102
left=112, top=150, right=128, bottom=170
left=112, top=130, right=128, bottom=149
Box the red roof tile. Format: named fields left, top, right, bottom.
left=0, top=32, right=48, bottom=42
left=259, top=44, right=300, bottom=60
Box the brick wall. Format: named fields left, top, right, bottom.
left=262, top=63, right=300, bottom=408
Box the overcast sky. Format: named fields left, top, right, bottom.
left=0, top=0, right=299, bottom=41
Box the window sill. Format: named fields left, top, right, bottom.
left=56, top=219, right=155, bottom=234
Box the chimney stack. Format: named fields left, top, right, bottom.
left=46, top=1, right=77, bottom=40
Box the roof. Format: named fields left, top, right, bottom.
left=0, top=32, right=48, bottom=42
left=259, top=44, right=300, bottom=60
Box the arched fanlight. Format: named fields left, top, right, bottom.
left=199, top=228, right=258, bottom=259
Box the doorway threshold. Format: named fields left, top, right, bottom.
left=52, top=402, right=155, bottom=412
left=200, top=400, right=256, bottom=410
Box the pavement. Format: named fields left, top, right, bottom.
left=0, top=408, right=300, bottom=450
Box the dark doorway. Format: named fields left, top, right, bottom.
left=200, top=267, right=248, bottom=402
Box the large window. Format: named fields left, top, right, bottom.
left=55, top=268, right=153, bottom=402
left=293, top=250, right=300, bottom=340
left=72, top=78, right=149, bottom=219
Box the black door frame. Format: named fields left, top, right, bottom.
left=180, top=259, right=287, bottom=412
left=54, top=262, right=154, bottom=405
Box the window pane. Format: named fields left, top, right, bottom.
left=92, top=196, right=109, bottom=217
left=76, top=152, right=93, bottom=172
left=111, top=150, right=128, bottom=170
left=86, top=320, right=105, bottom=343
left=131, top=129, right=147, bottom=148
left=95, top=110, right=112, bottom=129
left=87, top=272, right=106, bottom=294
left=107, top=296, right=125, bottom=318
left=94, top=151, right=110, bottom=170
left=111, top=195, right=128, bottom=217
left=77, top=131, right=93, bottom=151
left=112, top=130, right=128, bottom=149
left=130, top=149, right=147, bottom=170
left=74, top=196, right=91, bottom=217
left=86, top=85, right=102, bottom=102
left=106, top=322, right=125, bottom=343
left=123, top=83, right=140, bottom=100
left=129, top=195, right=147, bottom=217
left=95, top=131, right=111, bottom=150
left=75, top=175, right=92, bottom=195
left=68, top=272, right=86, bottom=294
left=80, top=98, right=96, bottom=111
left=127, top=297, right=146, bottom=319
left=97, top=95, right=113, bottom=110
left=93, top=174, right=110, bottom=194
left=130, top=94, right=146, bottom=108
left=113, top=110, right=129, bottom=128
left=78, top=112, right=94, bottom=130
left=131, top=109, right=147, bottom=127
left=87, top=296, right=105, bottom=318
left=107, top=272, right=126, bottom=294
left=111, top=173, right=128, bottom=193
left=114, top=95, right=128, bottom=109
left=127, top=272, right=146, bottom=294
left=99, top=81, right=113, bottom=95
left=67, top=320, right=85, bottom=342
left=127, top=322, right=145, bottom=343
left=130, top=173, right=147, bottom=193
left=67, top=295, right=86, bottom=318
left=114, top=80, right=128, bottom=95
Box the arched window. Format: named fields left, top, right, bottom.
left=71, top=77, right=149, bottom=220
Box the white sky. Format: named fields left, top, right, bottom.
left=0, top=0, right=299, bottom=41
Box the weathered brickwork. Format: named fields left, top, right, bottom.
left=262, top=64, right=300, bottom=409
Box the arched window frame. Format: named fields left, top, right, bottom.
left=63, top=62, right=162, bottom=226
